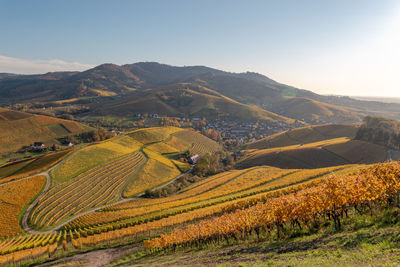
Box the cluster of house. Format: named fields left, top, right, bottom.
left=193, top=120, right=296, bottom=143
left=30, top=141, right=74, bottom=151
left=135, top=113, right=159, bottom=119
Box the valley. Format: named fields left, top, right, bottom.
left=0, top=64, right=400, bottom=266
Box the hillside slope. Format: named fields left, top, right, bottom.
left=89, top=83, right=295, bottom=123
left=0, top=108, right=90, bottom=155
left=240, top=136, right=386, bottom=169
left=270, top=97, right=362, bottom=124
left=2, top=62, right=400, bottom=123
left=247, top=124, right=358, bottom=149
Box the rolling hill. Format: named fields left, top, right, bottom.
left=2, top=62, right=400, bottom=124
left=89, top=83, right=295, bottom=123
left=247, top=124, right=359, bottom=149
left=1, top=124, right=400, bottom=266
left=270, top=97, right=363, bottom=124
left=24, top=126, right=222, bottom=230
left=0, top=108, right=90, bottom=155
left=238, top=138, right=386, bottom=169
left=241, top=124, right=388, bottom=169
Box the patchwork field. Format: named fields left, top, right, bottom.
left=1, top=124, right=393, bottom=267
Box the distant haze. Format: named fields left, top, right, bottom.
left=352, top=96, right=400, bottom=104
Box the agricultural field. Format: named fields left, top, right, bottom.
left=50, top=136, right=142, bottom=184
left=247, top=124, right=358, bottom=149
left=171, top=159, right=191, bottom=172
left=30, top=153, right=146, bottom=229
left=122, top=148, right=181, bottom=198
left=168, top=129, right=222, bottom=156
left=64, top=165, right=359, bottom=230
left=1, top=124, right=390, bottom=267
left=0, top=175, right=45, bottom=238
left=0, top=108, right=90, bottom=155
left=239, top=137, right=387, bottom=169
left=146, top=142, right=180, bottom=154
left=128, top=126, right=183, bottom=144
left=0, top=150, right=71, bottom=184
left=145, top=129, right=222, bottom=156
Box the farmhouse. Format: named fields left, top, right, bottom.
left=31, top=142, right=46, bottom=151
left=188, top=154, right=200, bottom=164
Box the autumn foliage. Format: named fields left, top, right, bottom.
left=144, top=162, right=400, bottom=249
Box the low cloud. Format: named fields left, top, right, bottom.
left=0, top=55, right=95, bottom=74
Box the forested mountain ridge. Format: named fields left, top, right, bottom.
left=1, top=62, right=400, bottom=124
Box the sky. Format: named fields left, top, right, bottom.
left=0, top=0, right=399, bottom=97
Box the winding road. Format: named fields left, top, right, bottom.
left=20, top=132, right=194, bottom=235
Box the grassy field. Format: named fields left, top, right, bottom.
left=0, top=175, right=45, bottom=238
left=0, top=108, right=90, bottom=155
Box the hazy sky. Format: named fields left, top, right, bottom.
left=1, top=0, right=399, bottom=97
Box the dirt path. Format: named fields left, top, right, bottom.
left=37, top=244, right=141, bottom=267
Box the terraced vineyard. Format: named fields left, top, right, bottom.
left=0, top=176, right=45, bottom=238
left=30, top=152, right=146, bottom=229
left=0, top=158, right=364, bottom=266
left=0, top=125, right=375, bottom=266
left=63, top=165, right=360, bottom=231
left=144, top=162, right=400, bottom=250
left=50, top=136, right=142, bottom=184
left=0, top=163, right=360, bottom=264
left=168, top=130, right=222, bottom=156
